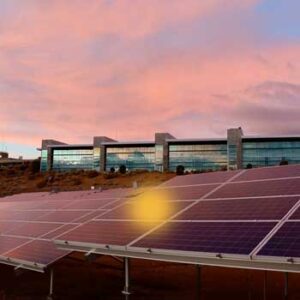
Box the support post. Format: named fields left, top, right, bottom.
left=196, top=265, right=202, bottom=300
left=263, top=271, right=267, bottom=300
left=122, top=258, right=130, bottom=296
left=284, top=272, right=288, bottom=300
left=47, top=268, right=54, bottom=300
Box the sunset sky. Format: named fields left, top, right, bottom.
left=0, top=0, right=299, bottom=158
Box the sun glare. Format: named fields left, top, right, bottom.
left=131, top=189, right=172, bottom=222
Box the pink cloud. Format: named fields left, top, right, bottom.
left=0, top=0, right=299, bottom=150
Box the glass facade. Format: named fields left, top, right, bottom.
left=52, top=148, right=94, bottom=171
left=155, top=145, right=164, bottom=171
left=228, top=144, right=238, bottom=170
left=93, top=147, right=101, bottom=171
left=105, top=145, right=155, bottom=171
left=169, top=143, right=228, bottom=172
left=40, top=150, right=48, bottom=172
left=242, top=140, right=300, bottom=168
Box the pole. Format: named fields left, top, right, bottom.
left=122, top=258, right=130, bottom=297
left=284, top=272, right=288, bottom=300
left=47, top=269, right=54, bottom=300
left=263, top=271, right=267, bottom=300
left=196, top=265, right=202, bottom=300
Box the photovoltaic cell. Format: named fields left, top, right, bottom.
left=207, top=178, right=300, bottom=199
left=5, top=240, right=67, bottom=265
left=36, top=210, right=92, bottom=223
left=175, top=197, right=299, bottom=221
left=160, top=170, right=241, bottom=187
left=132, top=222, right=276, bottom=255
left=5, top=222, right=63, bottom=238
left=258, top=222, right=300, bottom=258
left=289, top=207, right=300, bottom=220
left=99, top=201, right=194, bottom=220
left=0, top=236, right=29, bottom=255
left=160, top=184, right=220, bottom=200
left=232, top=165, right=300, bottom=182
left=57, top=220, right=159, bottom=246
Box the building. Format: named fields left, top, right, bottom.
left=39, top=128, right=300, bottom=172
left=0, top=152, right=33, bottom=168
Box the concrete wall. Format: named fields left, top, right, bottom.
left=155, top=132, right=176, bottom=171
left=227, top=127, right=243, bottom=170
left=93, top=136, right=116, bottom=172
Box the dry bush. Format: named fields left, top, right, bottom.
left=86, top=170, right=99, bottom=178
left=36, top=179, right=48, bottom=189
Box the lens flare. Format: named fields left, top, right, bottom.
left=131, top=189, right=172, bottom=222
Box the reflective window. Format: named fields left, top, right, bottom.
left=106, top=146, right=155, bottom=171
left=242, top=141, right=300, bottom=168
left=169, top=143, right=227, bottom=172
left=228, top=144, right=237, bottom=170
left=155, top=145, right=164, bottom=171
left=93, top=147, right=101, bottom=171
left=52, top=148, right=94, bottom=171
left=40, top=150, right=48, bottom=172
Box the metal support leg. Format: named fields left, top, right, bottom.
left=47, top=269, right=54, bottom=300
left=263, top=271, right=267, bottom=300
left=122, top=258, right=130, bottom=297
left=196, top=265, right=202, bottom=300
left=284, top=272, right=288, bottom=300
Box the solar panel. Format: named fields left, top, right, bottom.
left=98, top=201, right=194, bottom=221
left=258, top=222, right=300, bottom=258
left=4, top=240, right=67, bottom=266
left=57, top=220, right=159, bottom=247
left=53, top=165, right=300, bottom=273
left=0, top=188, right=132, bottom=271
left=207, top=178, right=300, bottom=199
left=160, top=170, right=241, bottom=187
left=174, top=197, right=299, bottom=221
left=232, top=164, right=300, bottom=182
left=0, top=236, right=29, bottom=254
left=130, top=222, right=277, bottom=255
left=158, top=184, right=220, bottom=200
left=289, top=207, right=300, bottom=220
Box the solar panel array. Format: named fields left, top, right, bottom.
left=0, top=164, right=299, bottom=273
left=55, top=165, right=300, bottom=272
left=0, top=189, right=132, bottom=271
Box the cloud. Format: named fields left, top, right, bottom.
left=0, top=0, right=299, bottom=154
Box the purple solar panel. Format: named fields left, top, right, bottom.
left=0, top=236, right=29, bottom=255
left=57, top=220, right=159, bottom=246
left=289, top=207, right=300, bottom=220
left=36, top=210, right=92, bottom=223
left=233, top=164, right=300, bottom=182
left=42, top=224, right=77, bottom=239
left=5, top=222, right=63, bottom=238
left=207, top=178, right=300, bottom=199
left=175, top=197, right=299, bottom=221
left=99, top=201, right=194, bottom=220
left=5, top=240, right=67, bottom=265
left=258, top=222, right=300, bottom=258
left=161, top=170, right=241, bottom=187
left=132, top=222, right=276, bottom=255
left=64, top=198, right=118, bottom=210
left=160, top=184, right=219, bottom=200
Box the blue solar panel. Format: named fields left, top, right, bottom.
left=131, top=222, right=276, bottom=255
left=258, top=222, right=300, bottom=258
left=175, top=197, right=299, bottom=221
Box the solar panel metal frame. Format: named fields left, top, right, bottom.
left=54, top=168, right=300, bottom=273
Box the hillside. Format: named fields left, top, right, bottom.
left=0, top=163, right=175, bottom=198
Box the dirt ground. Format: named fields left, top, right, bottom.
left=0, top=164, right=175, bottom=198
left=0, top=253, right=299, bottom=300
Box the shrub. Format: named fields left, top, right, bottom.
left=72, top=178, right=82, bottom=186
left=104, top=172, right=118, bottom=179
left=119, top=165, right=127, bottom=174
left=279, top=159, right=288, bottom=166
left=176, top=165, right=185, bottom=176
left=36, top=179, right=48, bottom=189
left=86, top=170, right=99, bottom=178
left=110, top=167, right=115, bottom=173
left=246, top=163, right=253, bottom=169
left=30, top=159, right=41, bottom=173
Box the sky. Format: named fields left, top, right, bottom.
left=0, top=0, right=299, bottom=158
